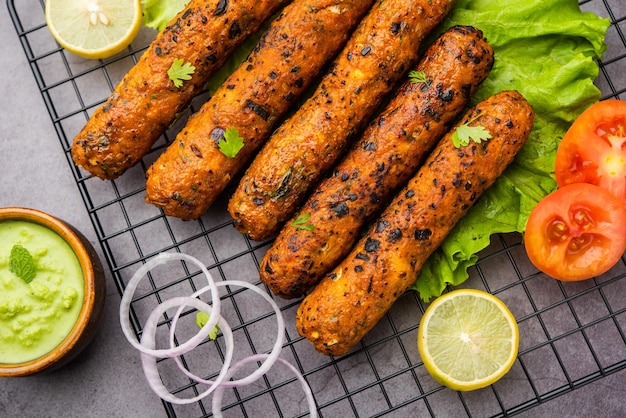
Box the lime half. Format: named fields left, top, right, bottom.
left=45, top=0, right=143, bottom=60
left=417, top=289, right=519, bottom=391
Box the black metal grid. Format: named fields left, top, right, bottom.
left=8, top=0, right=626, bottom=416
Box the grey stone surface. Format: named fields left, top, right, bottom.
left=0, top=1, right=625, bottom=417
left=0, top=3, right=164, bottom=417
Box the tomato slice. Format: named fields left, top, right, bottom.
left=555, top=100, right=626, bottom=208
left=524, top=183, right=626, bottom=281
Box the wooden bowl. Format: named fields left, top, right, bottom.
left=0, top=207, right=106, bottom=376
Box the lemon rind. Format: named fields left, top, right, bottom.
left=45, top=0, right=143, bottom=60
left=417, top=289, right=520, bottom=392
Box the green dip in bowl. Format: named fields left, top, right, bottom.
left=0, top=207, right=105, bottom=376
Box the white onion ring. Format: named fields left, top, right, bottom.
left=169, top=280, right=285, bottom=388
left=211, top=354, right=318, bottom=418
left=119, top=252, right=317, bottom=415
left=119, top=252, right=221, bottom=358
left=140, top=297, right=234, bottom=404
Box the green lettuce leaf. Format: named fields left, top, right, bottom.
left=411, top=0, right=610, bottom=301
left=142, top=0, right=191, bottom=31
left=141, top=0, right=272, bottom=96
left=204, top=29, right=266, bottom=97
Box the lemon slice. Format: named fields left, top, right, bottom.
left=417, top=289, right=519, bottom=391
left=45, top=0, right=143, bottom=60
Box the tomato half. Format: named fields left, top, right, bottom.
left=524, top=183, right=626, bottom=281
left=555, top=99, right=626, bottom=207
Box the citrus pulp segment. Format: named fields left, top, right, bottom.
left=45, top=0, right=143, bottom=60
left=417, top=289, right=519, bottom=391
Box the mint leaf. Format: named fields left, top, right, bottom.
left=195, top=311, right=219, bottom=340
left=167, top=58, right=196, bottom=88
left=291, top=213, right=315, bottom=231
left=218, top=127, right=245, bottom=158
left=9, top=245, right=36, bottom=284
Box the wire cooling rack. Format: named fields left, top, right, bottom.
left=8, top=0, right=626, bottom=416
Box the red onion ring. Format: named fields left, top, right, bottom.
left=119, top=252, right=221, bottom=358
left=211, top=354, right=317, bottom=418
left=169, top=280, right=285, bottom=388
left=139, top=296, right=234, bottom=404
left=119, top=252, right=317, bottom=416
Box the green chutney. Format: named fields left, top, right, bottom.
left=0, top=220, right=84, bottom=363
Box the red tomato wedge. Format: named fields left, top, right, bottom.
left=524, top=183, right=626, bottom=281
left=555, top=99, right=626, bottom=207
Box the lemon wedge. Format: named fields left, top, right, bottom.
left=45, top=0, right=143, bottom=60
left=417, top=289, right=519, bottom=391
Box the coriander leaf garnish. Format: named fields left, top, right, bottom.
left=451, top=113, right=492, bottom=148
left=195, top=311, right=220, bottom=340
left=9, top=244, right=36, bottom=284
left=292, top=213, right=315, bottom=231
left=218, top=127, right=245, bottom=158
left=168, top=58, right=196, bottom=88
left=408, top=70, right=428, bottom=84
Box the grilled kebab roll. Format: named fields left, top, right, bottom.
left=144, top=0, right=375, bottom=218
left=71, top=0, right=289, bottom=180
left=296, top=90, right=535, bottom=356
left=260, top=25, right=494, bottom=299
left=228, top=0, right=458, bottom=241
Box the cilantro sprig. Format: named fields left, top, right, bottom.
left=9, top=244, right=37, bottom=284
left=195, top=311, right=220, bottom=340
left=408, top=70, right=428, bottom=84
left=218, top=127, right=245, bottom=158
left=167, top=58, right=196, bottom=88
left=451, top=113, right=492, bottom=148
left=291, top=213, right=315, bottom=231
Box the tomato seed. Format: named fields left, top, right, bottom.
left=572, top=209, right=594, bottom=230
left=568, top=235, right=592, bottom=253
left=548, top=219, right=569, bottom=242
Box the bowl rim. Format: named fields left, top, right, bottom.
left=0, top=206, right=99, bottom=376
